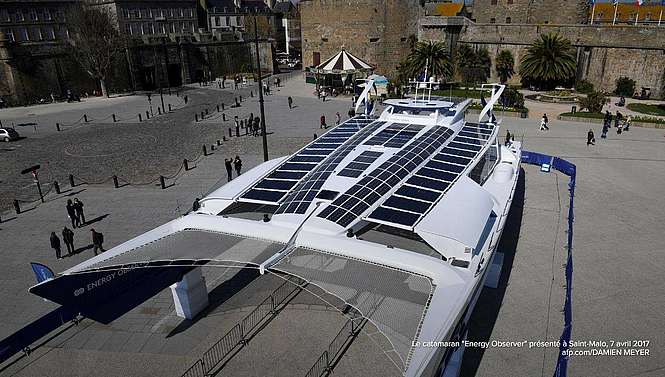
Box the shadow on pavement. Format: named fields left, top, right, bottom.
left=166, top=268, right=260, bottom=338
left=460, top=168, right=526, bottom=377
left=82, top=214, right=109, bottom=227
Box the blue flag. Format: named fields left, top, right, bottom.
left=31, top=262, right=54, bottom=283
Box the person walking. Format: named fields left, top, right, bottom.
left=225, top=158, right=233, bottom=181
left=540, top=114, right=549, bottom=131
left=73, top=198, right=85, bottom=225
left=90, top=228, right=105, bottom=255
left=624, top=115, right=631, bottom=132
left=222, top=75, right=226, bottom=89
left=348, top=107, right=355, bottom=118
left=288, top=96, right=293, bottom=109
left=587, top=129, right=595, bottom=146
left=601, top=123, right=609, bottom=139
left=320, top=114, right=327, bottom=129
left=505, top=130, right=512, bottom=146
left=603, top=110, right=612, bottom=128
left=50, top=232, right=62, bottom=259
left=234, top=155, right=243, bottom=176
left=62, top=226, right=74, bottom=255
left=66, top=199, right=78, bottom=229
left=335, top=112, right=341, bottom=126
left=321, top=89, right=327, bottom=102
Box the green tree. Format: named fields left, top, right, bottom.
left=519, top=33, right=577, bottom=90
left=455, top=44, right=491, bottom=86
left=614, top=76, right=636, bottom=97
left=578, top=91, right=608, bottom=113
left=495, top=50, right=515, bottom=84
left=402, top=41, right=453, bottom=82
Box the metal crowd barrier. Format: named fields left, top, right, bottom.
left=180, top=275, right=304, bottom=377
left=304, top=315, right=365, bottom=377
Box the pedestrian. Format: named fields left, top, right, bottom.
left=348, top=107, right=355, bottom=118
left=225, top=158, right=233, bottom=181
left=277, top=77, right=281, bottom=87
left=601, top=123, right=609, bottom=139
left=184, top=95, right=188, bottom=104
left=624, top=115, right=631, bottom=132
left=614, top=111, right=622, bottom=130
left=587, top=129, right=595, bottom=146
left=505, top=130, right=512, bottom=146
left=335, top=112, right=341, bottom=126
left=62, top=226, right=74, bottom=255
left=66, top=199, right=78, bottom=229
left=192, top=197, right=200, bottom=212
left=540, top=113, right=549, bottom=131
left=603, top=110, right=612, bottom=128
left=320, top=114, right=327, bottom=129
left=234, top=155, right=243, bottom=176
left=90, top=228, right=105, bottom=255
left=288, top=96, right=293, bottom=109
left=50, top=232, right=62, bottom=259
left=617, top=120, right=623, bottom=135
left=73, top=198, right=85, bottom=225
left=222, top=75, right=226, bottom=89
left=234, top=76, right=238, bottom=90
left=313, top=133, right=317, bottom=140
left=234, top=115, right=239, bottom=130
left=321, top=89, right=327, bottom=102
left=254, top=116, right=260, bottom=136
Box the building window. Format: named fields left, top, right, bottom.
left=369, top=37, right=379, bottom=42
left=19, top=27, right=28, bottom=41
left=508, top=0, right=513, bottom=4
left=3, top=28, right=14, bottom=41
left=44, top=26, right=55, bottom=40
left=29, top=10, right=38, bottom=21
left=169, top=22, right=175, bottom=33
left=187, top=8, right=193, bottom=18
left=179, top=8, right=184, bottom=18
left=491, top=0, right=497, bottom=5
left=225, top=16, right=230, bottom=26
left=43, top=9, right=52, bottom=21
left=122, top=8, right=130, bottom=19
left=1, top=10, right=9, bottom=22
left=31, top=27, right=42, bottom=40
left=313, top=51, right=320, bottom=66
left=506, top=17, right=511, bottom=24
left=16, top=10, right=25, bottom=22
left=125, top=23, right=131, bottom=35
left=158, top=23, right=165, bottom=34
left=166, top=8, right=172, bottom=17
left=490, top=18, right=496, bottom=24
left=236, top=16, right=241, bottom=26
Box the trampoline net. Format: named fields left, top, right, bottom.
left=270, top=247, right=434, bottom=370
left=75, top=229, right=285, bottom=272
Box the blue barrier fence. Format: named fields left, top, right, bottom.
left=0, top=306, right=79, bottom=364
left=521, top=150, right=576, bottom=377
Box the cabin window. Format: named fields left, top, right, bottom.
left=469, top=142, right=499, bottom=185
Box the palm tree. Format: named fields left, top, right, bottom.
left=519, top=33, right=576, bottom=89
left=495, top=50, right=515, bottom=84
left=403, top=40, right=453, bottom=81
left=455, top=44, right=491, bottom=86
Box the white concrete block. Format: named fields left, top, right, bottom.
left=170, top=268, right=209, bottom=319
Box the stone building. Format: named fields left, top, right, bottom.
left=0, top=0, right=275, bottom=105
left=299, top=0, right=422, bottom=75
left=273, top=0, right=301, bottom=56
left=470, top=0, right=588, bottom=25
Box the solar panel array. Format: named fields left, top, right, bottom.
left=364, top=123, right=425, bottom=148
left=240, top=116, right=378, bottom=204
left=317, top=126, right=454, bottom=228
left=273, top=120, right=386, bottom=214
left=366, top=123, right=495, bottom=228
left=337, top=151, right=383, bottom=178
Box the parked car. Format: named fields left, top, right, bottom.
left=0, top=128, right=20, bottom=142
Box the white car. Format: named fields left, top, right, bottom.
left=0, top=128, right=19, bottom=142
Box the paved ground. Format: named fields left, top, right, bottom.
left=1, top=75, right=664, bottom=377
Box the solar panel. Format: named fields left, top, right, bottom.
left=364, top=123, right=424, bottom=148
left=318, top=126, right=453, bottom=227
left=273, top=119, right=386, bottom=214
left=239, top=116, right=377, bottom=204
left=366, top=122, right=497, bottom=228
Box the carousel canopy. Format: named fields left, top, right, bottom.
left=317, top=49, right=373, bottom=73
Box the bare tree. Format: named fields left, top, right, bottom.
left=66, top=5, right=124, bottom=97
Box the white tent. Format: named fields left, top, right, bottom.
left=316, top=49, right=373, bottom=74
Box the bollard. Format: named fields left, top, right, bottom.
left=183, top=159, right=189, bottom=171
left=211, top=145, right=215, bottom=151
left=195, top=114, right=199, bottom=122
left=113, top=175, right=119, bottom=188
left=223, top=136, right=227, bottom=142
left=216, top=139, right=221, bottom=146
left=205, top=109, right=209, bottom=115
left=56, top=122, right=61, bottom=132
left=240, top=95, right=243, bottom=102
left=202, top=144, right=208, bottom=156
left=235, top=97, right=239, bottom=107
left=222, top=113, right=226, bottom=121
left=13, top=199, right=20, bottom=214
left=158, top=107, right=162, bottom=115
left=84, top=114, right=88, bottom=122
left=145, top=110, right=150, bottom=119
left=159, top=176, right=166, bottom=189
left=69, top=174, right=75, bottom=187
left=246, top=126, right=249, bottom=136
left=236, top=125, right=239, bottom=137
left=112, top=114, right=117, bottom=122
left=228, top=128, right=232, bottom=138
left=168, top=104, right=172, bottom=112
left=53, top=181, right=61, bottom=194
left=216, top=105, right=220, bottom=112
left=250, top=90, right=254, bottom=97
left=138, top=113, right=142, bottom=122
left=221, top=103, right=225, bottom=111
left=201, top=111, right=205, bottom=120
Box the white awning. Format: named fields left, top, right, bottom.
left=316, top=49, right=373, bottom=73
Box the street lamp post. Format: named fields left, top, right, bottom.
left=253, top=13, right=269, bottom=162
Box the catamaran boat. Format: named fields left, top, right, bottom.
left=30, top=81, right=522, bottom=376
